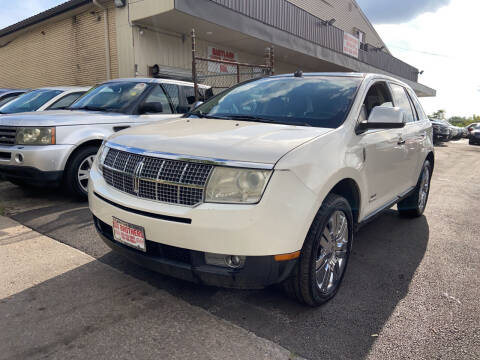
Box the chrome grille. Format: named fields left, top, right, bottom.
left=0, top=127, right=17, bottom=146
left=102, top=147, right=213, bottom=206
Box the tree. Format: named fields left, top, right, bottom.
left=430, top=109, right=446, bottom=120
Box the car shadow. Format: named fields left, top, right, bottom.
left=94, top=209, right=429, bottom=360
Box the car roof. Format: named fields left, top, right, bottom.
left=0, top=89, right=29, bottom=95
left=34, top=86, right=91, bottom=92
left=101, top=78, right=211, bottom=89
left=271, top=72, right=411, bottom=89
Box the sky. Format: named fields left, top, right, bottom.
left=0, top=0, right=478, bottom=118
left=357, top=0, right=479, bottom=118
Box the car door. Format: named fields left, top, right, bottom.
left=407, top=88, right=430, bottom=179
left=389, top=83, right=421, bottom=192
left=136, top=84, right=181, bottom=125
left=356, top=80, right=409, bottom=215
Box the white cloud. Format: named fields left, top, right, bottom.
left=374, top=0, right=480, bottom=117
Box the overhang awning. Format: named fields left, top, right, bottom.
left=130, top=0, right=436, bottom=97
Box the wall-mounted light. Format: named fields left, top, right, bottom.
left=114, top=0, right=126, bottom=8
left=319, top=18, right=336, bottom=26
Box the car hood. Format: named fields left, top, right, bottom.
left=0, top=110, right=143, bottom=126
left=107, top=117, right=331, bottom=164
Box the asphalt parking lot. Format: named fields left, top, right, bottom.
left=1, top=139, right=479, bottom=360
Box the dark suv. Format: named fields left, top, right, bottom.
left=468, top=123, right=480, bottom=145
left=430, top=118, right=451, bottom=143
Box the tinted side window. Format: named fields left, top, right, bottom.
left=47, top=92, right=85, bottom=110
left=407, top=89, right=427, bottom=120
left=162, top=84, right=180, bottom=113
left=390, top=84, right=415, bottom=123
left=362, top=81, right=393, bottom=119
left=182, top=86, right=196, bottom=104
left=142, top=85, right=172, bottom=114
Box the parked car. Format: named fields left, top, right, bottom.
left=0, top=87, right=89, bottom=114
left=0, top=89, right=29, bottom=108
left=450, top=125, right=464, bottom=141
left=89, top=73, right=434, bottom=306
left=0, top=78, right=212, bottom=197
left=468, top=123, right=480, bottom=145
left=430, top=118, right=451, bottom=143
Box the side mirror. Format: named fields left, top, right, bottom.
left=356, top=106, right=406, bottom=134
left=192, top=101, right=204, bottom=110
left=139, top=102, right=163, bottom=114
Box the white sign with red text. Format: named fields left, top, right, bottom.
left=208, top=46, right=239, bottom=74
left=343, top=33, right=360, bottom=58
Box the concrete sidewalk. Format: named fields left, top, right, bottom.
left=0, top=216, right=299, bottom=360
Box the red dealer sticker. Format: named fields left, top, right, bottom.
left=112, top=218, right=146, bottom=252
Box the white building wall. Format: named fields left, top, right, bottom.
left=132, top=27, right=309, bottom=79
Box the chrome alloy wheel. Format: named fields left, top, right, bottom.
left=418, top=166, right=430, bottom=212
left=315, top=210, right=349, bottom=294
left=77, top=155, right=95, bottom=194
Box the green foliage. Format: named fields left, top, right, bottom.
left=431, top=109, right=446, bottom=120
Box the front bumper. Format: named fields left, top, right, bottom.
left=0, top=144, right=73, bottom=184
left=0, top=165, right=63, bottom=185
left=89, top=165, right=316, bottom=256
left=94, top=215, right=297, bottom=289
left=433, top=132, right=449, bottom=142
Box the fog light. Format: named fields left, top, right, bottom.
left=15, top=153, right=24, bottom=163
left=225, top=255, right=244, bottom=268
left=205, top=253, right=246, bottom=269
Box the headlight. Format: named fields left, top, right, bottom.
left=205, top=167, right=272, bottom=204
left=16, top=127, right=55, bottom=145
left=96, top=143, right=109, bottom=174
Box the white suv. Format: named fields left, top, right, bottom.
left=89, top=73, right=434, bottom=305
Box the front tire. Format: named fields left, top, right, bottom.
left=397, top=160, right=432, bottom=218
left=283, top=194, right=353, bottom=306
left=64, top=146, right=99, bottom=199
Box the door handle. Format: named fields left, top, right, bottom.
left=113, top=126, right=130, bottom=132
left=397, top=138, right=406, bottom=145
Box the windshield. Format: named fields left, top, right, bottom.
left=70, top=82, right=149, bottom=113
left=0, top=89, right=62, bottom=114
left=190, top=76, right=362, bottom=128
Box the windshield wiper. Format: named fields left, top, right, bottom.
left=187, top=111, right=229, bottom=120
left=76, top=106, right=111, bottom=112
left=224, top=114, right=312, bottom=127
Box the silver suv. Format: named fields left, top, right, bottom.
left=0, top=78, right=212, bottom=197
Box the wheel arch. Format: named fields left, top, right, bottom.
left=328, top=178, right=361, bottom=226
left=426, top=151, right=435, bottom=173
left=63, top=139, right=103, bottom=173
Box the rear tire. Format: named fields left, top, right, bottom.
left=64, top=145, right=99, bottom=199
left=283, top=194, right=353, bottom=306
left=398, top=160, right=432, bottom=218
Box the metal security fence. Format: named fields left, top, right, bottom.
left=191, top=29, right=274, bottom=101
